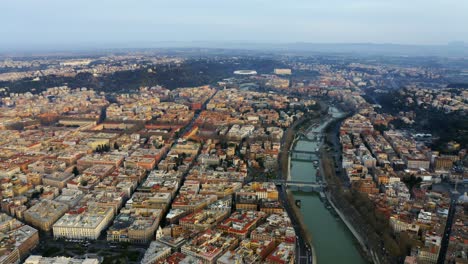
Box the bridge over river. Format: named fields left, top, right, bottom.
left=255, top=179, right=325, bottom=192
left=290, top=150, right=320, bottom=162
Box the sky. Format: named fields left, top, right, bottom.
left=1, top=0, right=468, bottom=50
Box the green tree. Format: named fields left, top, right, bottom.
left=80, top=180, right=88, bottom=186
left=398, top=232, right=422, bottom=255
left=374, top=124, right=389, bottom=133
left=383, top=234, right=401, bottom=257
left=402, top=175, right=422, bottom=194
left=256, top=158, right=264, bottom=168
left=72, top=166, right=80, bottom=176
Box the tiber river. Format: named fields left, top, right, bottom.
left=290, top=108, right=367, bottom=264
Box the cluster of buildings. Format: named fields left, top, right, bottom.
left=0, top=84, right=307, bottom=263
left=0, top=213, right=39, bottom=264
left=280, top=57, right=467, bottom=264
left=388, top=192, right=451, bottom=263
left=139, top=181, right=295, bottom=264
left=338, top=113, right=464, bottom=262
left=0, top=87, right=108, bottom=129
left=106, top=86, right=215, bottom=122
left=445, top=203, right=468, bottom=263
left=2, top=54, right=464, bottom=263
left=0, top=55, right=182, bottom=82
left=328, top=90, right=467, bottom=264
left=340, top=113, right=465, bottom=190
left=395, top=87, right=468, bottom=113
left=289, top=59, right=443, bottom=95
left=199, top=88, right=311, bottom=128
left=23, top=256, right=101, bottom=264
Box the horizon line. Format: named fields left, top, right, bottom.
left=0, top=41, right=467, bottom=57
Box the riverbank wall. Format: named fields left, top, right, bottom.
left=320, top=113, right=388, bottom=264
left=279, top=112, right=320, bottom=264
left=286, top=190, right=317, bottom=264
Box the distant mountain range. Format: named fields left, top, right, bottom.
left=154, top=41, right=468, bottom=57
left=1, top=41, right=468, bottom=57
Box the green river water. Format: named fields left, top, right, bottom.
left=290, top=110, right=367, bottom=264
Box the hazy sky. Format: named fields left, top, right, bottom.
left=1, top=0, right=468, bottom=50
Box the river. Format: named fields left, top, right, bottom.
left=290, top=107, right=367, bottom=264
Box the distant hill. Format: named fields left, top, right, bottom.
left=1, top=41, right=468, bottom=58
left=164, top=41, right=468, bottom=57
